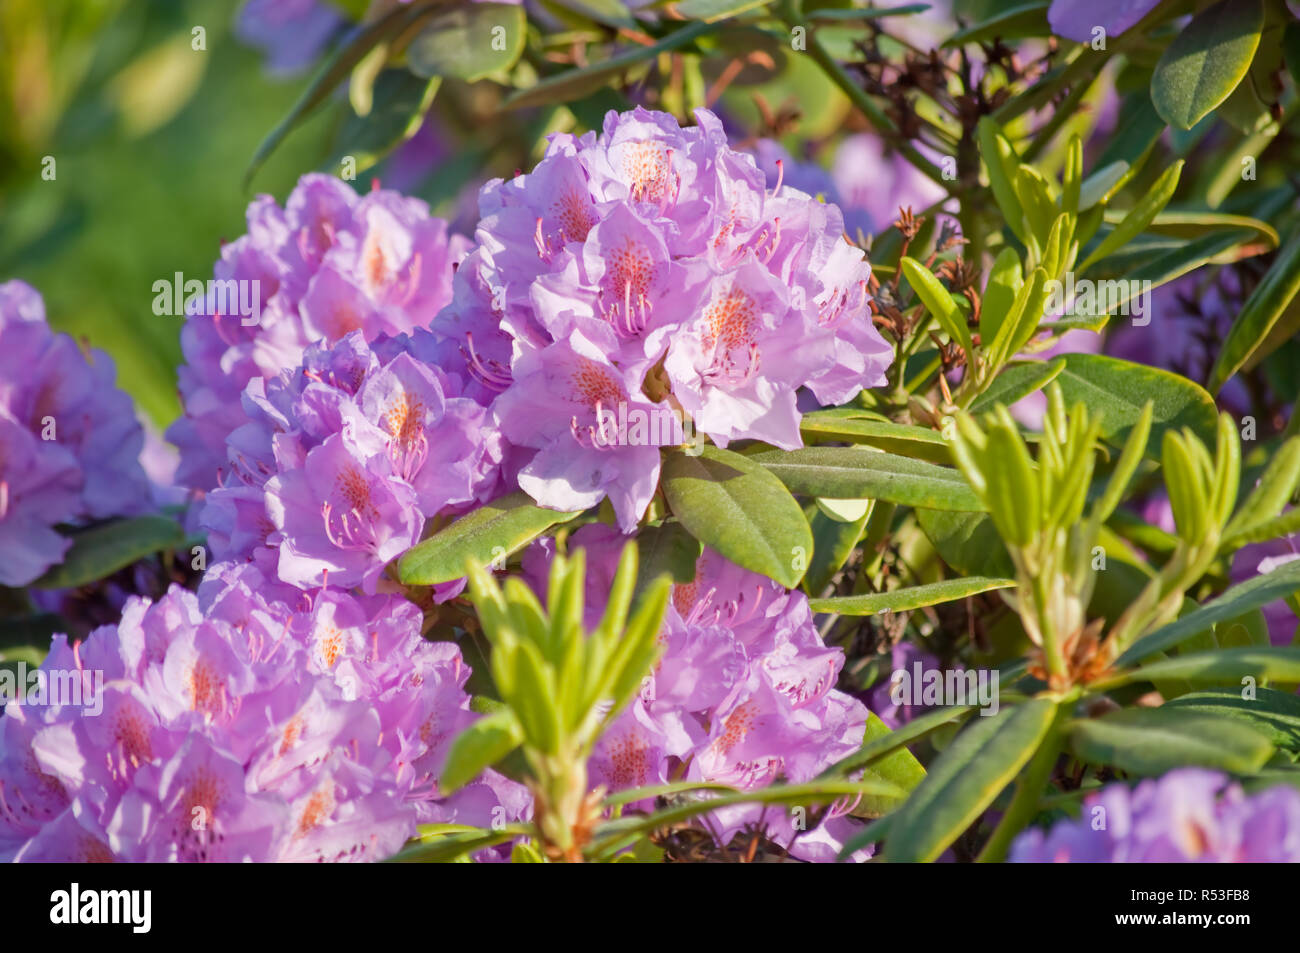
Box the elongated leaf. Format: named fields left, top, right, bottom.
left=1164, top=688, right=1300, bottom=752
left=979, top=247, right=1023, bottom=346
left=851, top=712, right=928, bottom=819
left=976, top=117, right=1026, bottom=243
left=809, top=577, right=1015, bottom=616
left=387, top=825, right=531, bottom=862
left=1208, top=229, right=1300, bottom=393
left=917, top=509, right=1015, bottom=578
left=633, top=521, right=702, bottom=598
left=661, top=446, right=813, bottom=588
left=969, top=358, right=1065, bottom=414
left=1069, top=707, right=1274, bottom=775
left=32, top=516, right=183, bottom=590
left=1116, top=559, right=1300, bottom=665
left=440, top=710, right=524, bottom=793
left=1053, top=353, right=1217, bottom=457
left=1151, top=0, right=1264, bottom=130
left=328, top=70, right=440, bottom=176
left=1101, top=647, right=1300, bottom=689
left=798, top=414, right=951, bottom=462
left=752, top=447, right=983, bottom=511
left=245, top=4, right=416, bottom=187
left=809, top=3, right=929, bottom=22
left=1222, top=436, right=1300, bottom=545
left=882, top=699, right=1058, bottom=863
left=822, top=704, right=976, bottom=780
left=944, top=2, right=1049, bottom=47
left=902, top=257, right=972, bottom=356
left=802, top=502, right=870, bottom=596
left=398, top=492, right=583, bottom=585
left=406, top=3, right=526, bottom=82
left=503, top=20, right=715, bottom=109
left=1079, top=161, right=1183, bottom=270
left=675, top=0, right=774, bottom=21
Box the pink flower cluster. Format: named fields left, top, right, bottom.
left=0, top=281, right=151, bottom=586
left=435, top=107, right=891, bottom=530
left=167, top=174, right=468, bottom=494
left=0, top=564, right=526, bottom=862
left=200, top=329, right=502, bottom=596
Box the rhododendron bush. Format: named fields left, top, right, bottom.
left=5, top=0, right=1300, bottom=869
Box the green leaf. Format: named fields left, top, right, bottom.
left=546, top=0, right=637, bottom=29
left=752, top=447, right=983, bottom=511
left=1164, top=688, right=1300, bottom=753
left=986, top=267, right=1047, bottom=370
left=1208, top=229, right=1300, bottom=394
left=916, top=509, right=1015, bottom=578
left=1068, top=707, right=1275, bottom=775
left=1150, top=0, right=1264, bottom=130
left=327, top=70, right=439, bottom=177
left=32, top=516, right=183, bottom=590
left=1079, top=161, right=1184, bottom=271
left=968, top=358, right=1065, bottom=414
left=1222, top=507, right=1300, bottom=550
left=503, top=20, right=715, bottom=110
left=1222, top=436, right=1300, bottom=546
left=1116, top=560, right=1300, bottom=665
left=1101, top=647, right=1300, bottom=689
left=902, top=257, right=972, bottom=356
left=851, top=712, right=928, bottom=818
left=822, top=704, right=977, bottom=780
left=976, top=117, right=1027, bottom=244
left=661, top=446, right=813, bottom=589
left=440, top=710, right=524, bottom=794
left=1053, top=353, right=1218, bottom=457
left=798, top=413, right=951, bottom=462
left=406, top=3, right=527, bottom=82
left=981, top=420, right=1039, bottom=545
left=978, top=246, right=1024, bottom=347
left=244, top=4, right=417, bottom=187
left=633, top=521, right=702, bottom=601
left=802, top=502, right=870, bottom=596
left=387, top=825, right=530, bottom=863
left=809, top=577, right=1015, bottom=616
left=1078, top=161, right=1130, bottom=211
left=675, top=0, right=775, bottom=21
left=881, top=699, right=1058, bottom=863
left=809, top=3, right=930, bottom=22
left=397, top=492, right=583, bottom=585
left=943, top=1, right=1049, bottom=47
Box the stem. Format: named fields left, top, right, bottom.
left=790, top=20, right=947, bottom=187
left=975, top=701, right=1069, bottom=862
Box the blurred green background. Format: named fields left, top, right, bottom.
left=0, top=0, right=339, bottom=426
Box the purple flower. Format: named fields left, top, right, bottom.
left=167, top=174, right=469, bottom=495
left=1105, top=269, right=1254, bottom=416
left=830, top=135, right=948, bottom=239
left=433, top=107, right=891, bottom=531
left=235, top=0, right=345, bottom=75
left=526, top=524, right=871, bottom=860
left=201, top=330, right=501, bottom=595
left=1230, top=533, right=1299, bottom=646
left=0, top=281, right=151, bottom=585
left=1011, top=768, right=1300, bottom=862
left=1, top=569, right=528, bottom=862
left=1048, top=0, right=1163, bottom=44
